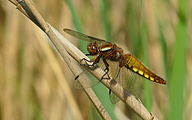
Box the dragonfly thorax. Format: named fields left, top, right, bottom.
left=87, top=41, right=99, bottom=55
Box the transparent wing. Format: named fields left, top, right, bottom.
left=120, top=67, right=137, bottom=92
left=109, top=61, right=137, bottom=104
left=64, top=28, right=110, bottom=44
left=109, top=61, right=121, bottom=103
left=109, top=90, right=121, bottom=104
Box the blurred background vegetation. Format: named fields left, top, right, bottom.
left=0, top=0, right=191, bottom=120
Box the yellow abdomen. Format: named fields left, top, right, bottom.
left=122, top=54, right=166, bottom=84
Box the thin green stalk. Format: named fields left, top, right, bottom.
left=169, top=0, right=188, bottom=119
left=140, top=0, right=152, bottom=111
left=157, top=20, right=168, bottom=79
left=126, top=1, right=140, bottom=57
left=101, top=0, right=111, bottom=42
left=141, top=23, right=152, bottom=111
left=65, top=0, right=82, bottom=32
left=65, top=0, right=85, bottom=52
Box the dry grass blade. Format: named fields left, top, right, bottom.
left=8, top=0, right=29, bottom=17
left=8, top=0, right=159, bottom=119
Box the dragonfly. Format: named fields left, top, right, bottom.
left=64, top=28, right=167, bottom=103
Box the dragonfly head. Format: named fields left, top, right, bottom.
left=87, top=41, right=98, bottom=55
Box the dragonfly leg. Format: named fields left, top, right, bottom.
left=80, top=56, right=101, bottom=68
left=74, top=75, right=79, bottom=80
left=109, top=89, right=112, bottom=95
left=99, top=67, right=109, bottom=81
left=80, top=58, right=95, bottom=67
left=99, top=59, right=110, bottom=82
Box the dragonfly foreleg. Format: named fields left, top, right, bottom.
left=80, top=56, right=101, bottom=69
left=80, top=58, right=95, bottom=67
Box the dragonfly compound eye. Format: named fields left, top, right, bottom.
left=87, top=41, right=98, bottom=55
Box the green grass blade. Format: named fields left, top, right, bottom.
left=126, top=1, right=140, bottom=57
left=65, top=0, right=82, bottom=32
left=169, top=0, right=188, bottom=119
left=157, top=20, right=168, bottom=79
left=101, top=0, right=111, bottom=42
left=140, top=1, right=152, bottom=111
left=65, top=0, right=86, bottom=52
left=141, top=23, right=152, bottom=111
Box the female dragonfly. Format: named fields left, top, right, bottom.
left=64, top=28, right=166, bottom=103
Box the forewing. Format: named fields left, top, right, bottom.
left=64, top=28, right=110, bottom=44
